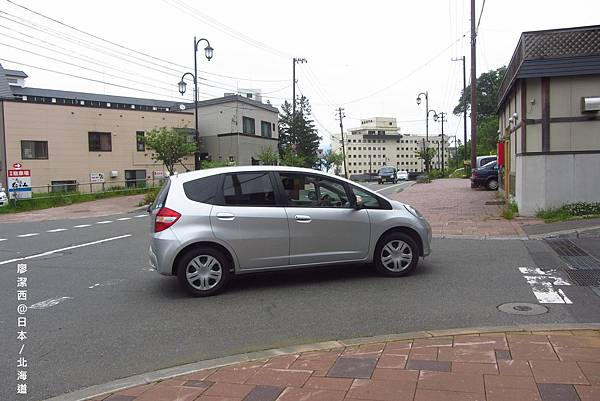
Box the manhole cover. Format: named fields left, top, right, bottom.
left=498, top=302, right=548, bottom=315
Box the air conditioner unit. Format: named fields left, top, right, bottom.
left=110, top=170, right=118, bottom=178
left=581, top=96, right=600, bottom=113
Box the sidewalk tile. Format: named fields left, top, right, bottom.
left=530, top=360, right=589, bottom=384
left=417, top=371, right=484, bottom=393
left=198, top=396, right=243, bottom=401
left=246, top=368, right=311, bottom=387
left=277, top=388, right=345, bottom=401
left=452, top=362, right=498, bottom=375
left=291, top=352, right=339, bottom=371
left=537, top=383, right=580, bottom=401
left=241, top=385, right=284, bottom=401
left=548, top=335, right=600, bottom=348
left=509, top=343, right=558, bottom=361
left=263, top=354, right=299, bottom=369
left=494, top=350, right=511, bottom=360
left=182, top=380, right=213, bottom=389
left=207, top=363, right=264, bottom=384
left=383, top=341, right=412, bottom=354
left=575, top=385, right=600, bottom=401
left=453, top=335, right=508, bottom=350
left=572, top=330, right=600, bottom=337
left=406, top=360, right=451, bottom=372
left=134, top=385, right=208, bottom=401
left=438, top=346, right=496, bottom=363
left=111, top=383, right=156, bottom=397
left=328, top=357, right=378, bottom=379
left=507, top=335, right=549, bottom=344
left=413, top=337, right=453, bottom=348
left=485, top=388, right=541, bottom=401
left=414, top=389, right=485, bottom=401
left=555, top=347, right=600, bottom=362
left=371, top=368, right=419, bottom=382
left=203, top=383, right=254, bottom=398
left=104, top=396, right=137, bottom=401
left=180, top=369, right=218, bottom=381
left=497, top=360, right=533, bottom=376
left=578, top=362, right=600, bottom=385
left=376, top=354, right=407, bottom=369
left=346, top=378, right=416, bottom=401
left=408, top=347, right=438, bottom=361
left=303, top=377, right=353, bottom=391
left=532, top=331, right=574, bottom=336
left=484, top=374, right=537, bottom=390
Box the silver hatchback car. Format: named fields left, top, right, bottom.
left=149, top=166, right=432, bottom=296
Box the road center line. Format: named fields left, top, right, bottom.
left=134, top=214, right=147, bottom=218
left=96, top=220, right=113, bottom=224
left=0, top=238, right=6, bottom=242
left=0, top=234, right=132, bottom=265
left=46, top=228, right=68, bottom=233
left=73, top=224, right=91, bottom=228
left=117, top=217, right=131, bottom=221
left=29, top=297, right=73, bottom=310
left=17, top=233, right=39, bottom=238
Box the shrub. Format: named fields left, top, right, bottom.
left=143, top=188, right=159, bottom=205
left=502, top=201, right=519, bottom=220
left=416, top=175, right=431, bottom=184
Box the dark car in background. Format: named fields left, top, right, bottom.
left=471, top=161, right=499, bottom=190
left=377, top=166, right=397, bottom=184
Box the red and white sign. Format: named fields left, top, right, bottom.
left=8, top=168, right=32, bottom=199
left=12, top=162, right=22, bottom=169
left=8, top=169, right=31, bottom=177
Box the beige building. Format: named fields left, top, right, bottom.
left=333, top=117, right=449, bottom=177
left=0, top=65, right=279, bottom=192
left=497, top=25, right=600, bottom=216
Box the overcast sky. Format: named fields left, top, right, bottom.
left=2, top=0, right=599, bottom=148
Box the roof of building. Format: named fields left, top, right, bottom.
left=0, top=64, right=13, bottom=99
left=497, top=24, right=600, bottom=109
left=190, top=94, right=278, bottom=113
left=4, top=69, right=28, bottom=78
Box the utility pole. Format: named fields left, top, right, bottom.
left=470, top=0, right=478, bottom=170
left=439, top=113, right=446, bottom=176
left=452, top=56, right=467, bottom=166
left=336, top=107, right=348, bottom=179
left=292, top=57, right=307, bottom=120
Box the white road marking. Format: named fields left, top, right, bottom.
left=116, top=217, right=131, bottom=221
left=88, top=279, right=125, bottom=289
left=0, top=239, right=6, bottom=242
left=374, top=182, right=409, bottom=193
left=134, top=214, right=147, bottom=218
left=518, top=266, right=573, bottom=304
left=73, top=224, right=91, bottom=228
left=46, top=228, right=68, bottom=233
left=17, top=233, right=39, bottom=238
left=29, top=297, right=73, bottom=310
left=96, top=220, right=113, bottom=224
left=0, top=234, right=132, bottom=265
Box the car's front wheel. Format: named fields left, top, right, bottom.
left=374, top=232, right=419, bottom=276
left=177, top=246, right=230, bottom=296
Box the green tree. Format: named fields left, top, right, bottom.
left=279, top=148, right=306, bottom=167
left=278, top=96, right=321, bottom=168
left=321, top=149, right=344, bottom=174
left=201, top=160, right=230, bottom=169
left=415, top=147, right=437, bottom=174
left=453, top=66, right=507, bottom=124
left=144, top=127, right=195, bottom=175
left=256, top=146, right=279, bottom=165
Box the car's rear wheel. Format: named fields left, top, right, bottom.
left=177, top=246, right=230, bottom=297
left=486, top=178, right=499, bottom=190
left=374, top=232, right=419, bottom=276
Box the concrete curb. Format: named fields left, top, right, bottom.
left=431, top=224, right=600, bottom=241
left=45, top=322, right=600, bottom=401
left=526, top=224, right=600, bottom=239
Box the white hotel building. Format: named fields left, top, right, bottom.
left=333, top=117, right=449, bottom=177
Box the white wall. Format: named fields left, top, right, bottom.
left=516, top=153, right=600, bottom=216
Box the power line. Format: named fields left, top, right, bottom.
left=476, top=0, right=486, bottom=34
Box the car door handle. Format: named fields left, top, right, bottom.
left=294, top=214, right=312, bottom=223
left=216, top=212, right=235, bottom=221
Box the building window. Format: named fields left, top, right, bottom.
left=21, top=140, right=48, bottom=159
left=51, top=180, right=77, bottom=192
left=89, top=132, right=112, bottom=151
left=260, top=121, right=272, bottom=138
left=242, top=117, right=255, bottom=134
left=136, top=131, right=145, bottom=151
left=378, top=130, right=385, bottom=135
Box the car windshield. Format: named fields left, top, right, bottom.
left=482, top=161, right=496, bottom=168
left=379, top=167, right=395, bottom=174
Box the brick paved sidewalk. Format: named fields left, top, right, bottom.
left=89, top=329, right=600, bottom=401
left=390, top=179, right=532, bottom=238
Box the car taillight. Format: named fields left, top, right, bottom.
left=472, top=171, right=478, bottom=178
left=154, top=207, right=181, bottom=232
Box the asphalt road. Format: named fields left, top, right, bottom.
left=1, top=183, right=599, bottom=401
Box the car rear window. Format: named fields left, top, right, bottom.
left=150, top=179, right=170, bottom=211
left=183, top=174, right=220, bottom=204
left=379, top=167, right=395, bottom=173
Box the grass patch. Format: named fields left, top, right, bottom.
left=0, top=187, right=156, bottom=214
left=502, top=201, right=519, bottom=220
left=536, top=202, right=600, bottom=223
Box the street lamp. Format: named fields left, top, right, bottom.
left=417, top=91, right=439, bottom=173
left=432, top=111, right=448, bottom=176
left=178, top=37, right=213, bottom=170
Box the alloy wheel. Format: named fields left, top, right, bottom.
left=186, top=255, right=222, bottom=290
left=380, top=240, right=413, bottom=272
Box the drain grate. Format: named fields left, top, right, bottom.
left=545, top=239, right=600, bottom=270
left=565, top=270, right=600, bottom=286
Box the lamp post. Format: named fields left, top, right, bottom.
left=417, top=92, right=438, bottom=173
left=433, top=111, right=448, bottom=176
left=178, top=37, right=213, bottom=170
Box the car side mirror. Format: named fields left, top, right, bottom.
left=355, top=195, right=364, bottom=210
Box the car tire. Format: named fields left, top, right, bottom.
left=486, top=178, right=499, bottom=190
left=373, top=232, right=419, bottom=277
left=177, top=246, right=231, bottom=297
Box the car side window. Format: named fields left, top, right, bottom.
left=351, top=186, right=383, bottom=209
left=279, top=173, right=351, bottom=208
left=222, top=173, right=276, bottom=206
left=183, top=174, right=220, bottom=204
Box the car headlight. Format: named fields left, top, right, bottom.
left=404, top=204, right=423, bottom=219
